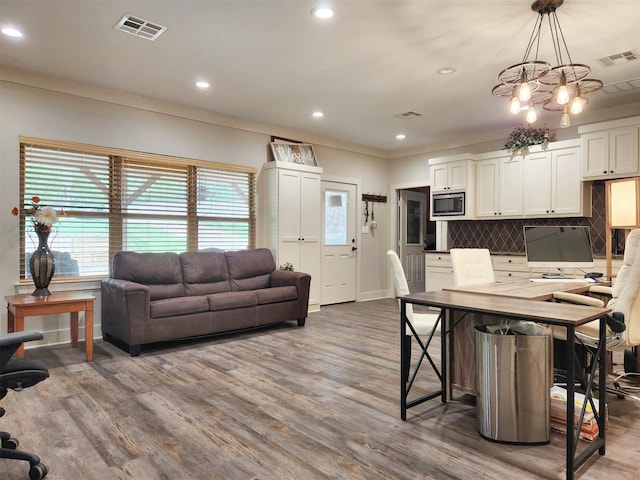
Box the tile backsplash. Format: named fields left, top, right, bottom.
left=448, top=181, right=606, bottom=256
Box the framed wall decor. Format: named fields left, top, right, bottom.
left=270, top=141, right=318, bottom=166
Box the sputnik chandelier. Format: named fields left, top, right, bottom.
left=492, top=0, right=603, bottom=128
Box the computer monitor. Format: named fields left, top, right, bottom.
left=523, top=226, right=594, bottom=270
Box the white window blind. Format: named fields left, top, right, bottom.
left=21, top=145, right=111, bottom=278
left=197, top=168, right=253, bottom=251
left=19, top=139, right=256, bottom=280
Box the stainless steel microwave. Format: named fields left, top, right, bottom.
left=432, top=192, right=465, bottom=217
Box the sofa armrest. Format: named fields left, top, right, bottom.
left=270, top=270, right=311, bottom=319
left=101, top=278, right=151, bottom=346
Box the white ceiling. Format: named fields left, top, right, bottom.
left=1, top=0, right=639, bottom=153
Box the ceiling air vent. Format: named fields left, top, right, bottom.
left=394, top=111, right=423, bottom=119
left=115, top=14, right=167, bottom=41
left=598, top=50, right=638, bottom=67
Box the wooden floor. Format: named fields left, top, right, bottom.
left=2, top=298, right=639, bottom=479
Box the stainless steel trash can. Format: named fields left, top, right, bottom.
left=475, top=323, right=552, bottom=445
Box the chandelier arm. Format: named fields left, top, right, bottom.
left=552, top=10, right=575, bottom=66
left=548, top=11, right=563, bottom=66
left=522, top=13, right=544, bottom=63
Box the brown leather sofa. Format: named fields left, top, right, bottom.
left=101, top=248, right=311, bottom=356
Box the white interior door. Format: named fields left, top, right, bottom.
left=400, top=190, right=426, bottom=293
left=321, top=181, right=357, bottom=305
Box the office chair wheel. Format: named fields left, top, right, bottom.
left=29, top=462, right=48, bottom=480
left=2, top=435, right=19, bottom=449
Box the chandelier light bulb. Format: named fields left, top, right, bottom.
left=570, top=97, right=583, bottom=115
left=556, top=72, right=570, bottom=105
left=519, top=81, right=532, bottom=102
left=557, top=85, right=570, bottom=105
left=560, top=105, right=571, bottom=128
left=510, top=95, right=521, bottom=114
left=570, top=88, right=583, bottom=115
left=526, top=102, right=537, bottom=123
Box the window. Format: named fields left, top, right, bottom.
left=18, top=137, right=256, bottom=280
left=324, top=190, right=348, bottom=245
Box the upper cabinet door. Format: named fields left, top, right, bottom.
left=476, top=158, right=499, bottom=217
left=610, top=126, right=639, bottom=176
left=430, top=160, right=468, bottom=192
left=447, top=161, right=468, bottom=191
left=498, top=156, right=523, bottom=217
left=582, top=125, right=639, bottom=180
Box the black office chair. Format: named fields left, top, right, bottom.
left=1, top=331, right=49, bottom=479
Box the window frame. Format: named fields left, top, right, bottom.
left=18, top=136, right=256, bottom=281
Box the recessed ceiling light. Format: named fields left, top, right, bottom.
left=396, top=134, right=406, bottom=140
left=312, top=111, right=324, bottom=118
left=437, top=67, right=456, bottom=75
left=2, top=27, right=23, bottom=38
left=311, top=7, right=334, bottom=19
left=195, top=81, right=210, bottom=89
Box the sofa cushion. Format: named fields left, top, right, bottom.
left=256, top=286, right=298, bottom=305
left=180, top=252, right=231, bottom=296
left=208, top=291, right=258, bottom=311
left=150, top=296, right=209, bottom=319
left=111, top=251, right=185, bottom=300
left=226, top=248, right=275, bottom=291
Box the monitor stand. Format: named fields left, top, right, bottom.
left=541, top=269, right=568, bottom=279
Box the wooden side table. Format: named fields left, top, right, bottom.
left=5, top=292, right=95, bottom=361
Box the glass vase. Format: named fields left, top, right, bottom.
left=29, top=229, right=55, bottom=296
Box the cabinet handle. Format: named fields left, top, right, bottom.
left=508, top=259, right=512, bottom=263
left=610, top=170, right=614, bottom=173
left=603, top=170, right=607, bottom=174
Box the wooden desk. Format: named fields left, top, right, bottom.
left=444, top=278, right=597, bottom=301
left=5, top=292, right=95, bottom=361
left=444, top=280, right=604, bottom=392
left=400, top=288, right=610, bottom=480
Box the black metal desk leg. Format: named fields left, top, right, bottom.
left=598, top=316, right=606, bottom=455
left=400, top=300, right=408, bottom=421
left=441, top=308, right=447, bottom=403
left=566, top=324, right=576, bottom=480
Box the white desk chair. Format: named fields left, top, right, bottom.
left=450, top=248, right=496, bottom=286
left=553, top=229, right=640, bottom=379
left=387, top=250, right=440, bottom=379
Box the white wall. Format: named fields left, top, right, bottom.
left=0, top=79, right=391, bottom=345
left=2, top=74, right=638, bottom=347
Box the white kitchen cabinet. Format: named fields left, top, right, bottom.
left=476, top=155, right=522, bottom=218
left=426, top=253, right=622, bottom=290
left=263, top=161, right=322, bottom=311
left=424, top=253, right=454, bottom=291
left=430, top=160, right=469, bottom=192
left=581, top=122, right=639, bottom=180
left=523, top=145, right=591, bottom=217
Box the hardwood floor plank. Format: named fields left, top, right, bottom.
left=2, top=298, right=639, bottom=479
